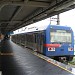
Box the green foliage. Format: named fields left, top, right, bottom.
left=69, top=57, right=75, bottom=65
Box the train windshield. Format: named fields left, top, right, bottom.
left=50, top=29, right=72, bottom=43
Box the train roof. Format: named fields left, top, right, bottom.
left=13, top=20, right=72, bottom=35
left=13, top=21, right=50, bottom=34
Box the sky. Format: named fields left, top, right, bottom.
left=60, top=8, right=75, bottom=35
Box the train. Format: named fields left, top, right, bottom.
left=11, top=23, right=74, bottom=61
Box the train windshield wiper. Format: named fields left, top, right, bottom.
left=51, top=42, right=63, bottom=44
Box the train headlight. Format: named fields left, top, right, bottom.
left=68, top=47, right=73, bottom=51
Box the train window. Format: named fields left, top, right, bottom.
left=26, top=33, right=35, bottom=43
left=50, top=29, right=72, bottom=43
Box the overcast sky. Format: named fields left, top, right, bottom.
left=60, top=8, right=75, bottom=35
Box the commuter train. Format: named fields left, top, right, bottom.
left=11, top=23, right=74, bottom=61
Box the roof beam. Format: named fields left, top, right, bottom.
left=0, top=1, right=49, bottom=7
left=0, top=3, right=7, bottom=12
left=10, top=0, right=29, bottom=22
left=0, top=5, right=5, bottom=11
left=12, top=0, right=75, bottom=30
left=24, top=1, right=49, bottom=7
left=11, top=6, right=24, bottom=20
left=24, top=0, right=29, bottom=3
left=54, top=0, right=75, bottom=11
left=0, top=20, right=22, bottom=24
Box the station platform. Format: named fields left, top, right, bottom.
left=1, top=40, right=75, bottom=75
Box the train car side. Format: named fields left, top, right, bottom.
left=11, top=24, right=74, bottom=61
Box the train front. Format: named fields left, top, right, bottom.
left=45, top=25, right=74, bottom=61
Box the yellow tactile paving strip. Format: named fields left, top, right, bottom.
left=28, top=49, right=75, bottom=75
left=0, top=52, right=14, bottom=55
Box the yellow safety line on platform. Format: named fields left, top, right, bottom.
left=0, top=53, right=14, bottom=55
left=47, top=60, right=75, bottom=75
left=30, top=51, right=75, bottom=75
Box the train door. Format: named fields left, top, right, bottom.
left=36, top=32, right=44, bottom=53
